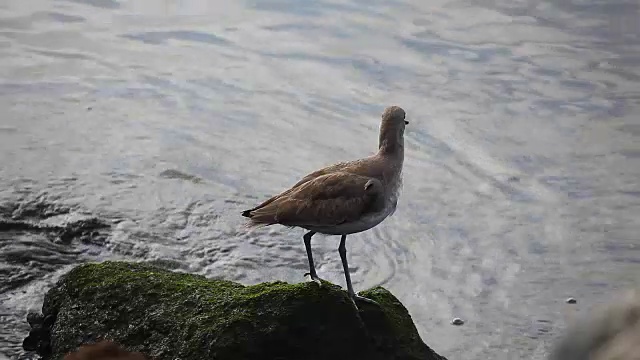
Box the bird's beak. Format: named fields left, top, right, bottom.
left=404, top=120, right=409, bottom=125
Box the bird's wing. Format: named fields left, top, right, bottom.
left=242, top=160, right=358, bottom=216
left=245, top=172, right=384, bottom=227
left=290, top=161, right=353, bottom=188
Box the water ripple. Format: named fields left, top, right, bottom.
left=1, top=0, right=639, bottom=359
left=121, top=30, right=231, bottom=46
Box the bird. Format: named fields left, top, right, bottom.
left=242, top=105, right=408, bottom=306
left=63, top=340, right=147, bottom=360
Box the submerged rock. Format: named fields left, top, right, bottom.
left=23, top=261, right=447, bottom=360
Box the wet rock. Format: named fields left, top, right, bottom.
left=26, top=312, right=44, bottom=328
left=43, top=314, right=55, bottom=328
left=22, top=311, right=55, bottom=357
left=23, top=261, right=448, bottom=360
left=22, top=333, right=39, bottom=352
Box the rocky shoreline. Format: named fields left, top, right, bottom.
left=22, top=261, right=448, bottom=360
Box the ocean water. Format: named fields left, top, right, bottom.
left=0, top=0, right=638, bottom=359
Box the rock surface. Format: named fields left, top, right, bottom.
left=23, top=261, right=448, bottom=360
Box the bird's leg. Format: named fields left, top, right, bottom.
left=303, top=231, right=323, bottom=286
left=338, top=234, right=379, bottom=308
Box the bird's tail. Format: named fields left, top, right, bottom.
left=241, top=208, right=276, bottom=229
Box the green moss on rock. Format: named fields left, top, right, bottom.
left=25, top=261, right=447, bottom=360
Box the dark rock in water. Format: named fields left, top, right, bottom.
left=22, top=261, right=448, bottom=360
left=26, top=312, right=44, bottom=328
left=43, top=314, right=56, bottom=328
left=22, top=310, right=54, bottom=357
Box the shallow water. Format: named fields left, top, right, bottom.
left=1, top=0, right=639, bottom=359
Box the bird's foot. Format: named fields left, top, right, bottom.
left=303, top=272, right=324, bottom=287
left=348, top=292, right=379, bottom=310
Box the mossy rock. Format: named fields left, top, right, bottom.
left=23, top=261, right=447, bottom=360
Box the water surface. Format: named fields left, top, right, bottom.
left=1, top=0, right=639, bottom=359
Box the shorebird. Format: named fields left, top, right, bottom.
left=242, top=105, right=408, bottom=306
